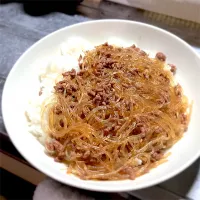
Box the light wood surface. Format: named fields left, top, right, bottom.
left=107, top=0, right=200, bottom=23
left=0, top=152, right=46, bottom=185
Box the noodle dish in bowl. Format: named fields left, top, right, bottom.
left=2, top=20, right=200, bottom=191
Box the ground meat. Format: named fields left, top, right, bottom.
left=156, top=52, right=166, bottom=61
left=157, top=90, right=170, bottom=106
left=130, top=44, right=136, bottom=49
left=124, top=100, right=132, bottom=110
left=70, top=84, right=78, bottom=92
left=77, top=70, right=85, bottom=76
left=93, top=70, right=102, bottom=77
left=100, top=49, right=112, bottom=58
left=113, top=125, right=121, bottom=132
left=54, top=83, right=64, bottom=93
left=52, top=140, right=64, bottom=152
left=46, top=142, right=55, bottom=152
left=169, top=64, right=177, bottom=74
left=174, top=84, right=182, bottom=97
left=154, top=126, right=163, bottom=134
left=135, top=114, right=151, bottom=124
left=54, top=106, right=62, bottom=115
left=78, top=55, right=83, bottom=69
left=131, top=124, right=148, bottom=136
left=39, top=87, right=44, bottom=96
left=97, top=57, right=115, bottom=69
left=59, top=119, right=64, bottom=127
left=93, top=94, right=102, bottom=105
left=148, top=111, right=161, bottom=117
left=120, top=166, right=135, bottom=180
left=80, top=112, right=86, bottom=119
left=82, top=150, right=91, bottom=159
left=140, top=50, right=147, bottom=56
left=62, top=69, right=76, bottom=79
left=54, top=80, right=68, bottom=93
left=93, top=91, right=110, bottom=106
left=81, top=107, right=91, bottom=119
left=102, top=42, right=109, bottom=46
left=135, top=47, right=141, bottom=52
left=54, top=152, right=66, bottom=162
left=93, top=63, right=105, bottom=76
left=105, top=53, right=111, bottom=58
left=151, top=152, right=162, bottom=161
left=46, top=140, right=65, bottom=161
left=65, top=87, right=73, bottom=95
left=143, top=69, right=150, bottom=79
left=180, top=113, right=187, bottom=125
left=95, top=88, right=104, bottom=92
left=90, top=82, right=113, bottom=106
left=158, top=73, right=170, bottom=84
left=122, top=83, right=129, bottom=88
left=103, top=126, right=113, bottom=136
left=78, top=54, right=82, bottom=63
left=54, top=81, right=78, bottom=96
left=70, top=102, right=76, bottom=109
left=88, top=90, right=96, bottom=97
left=130, top=68, right=140, bottom=76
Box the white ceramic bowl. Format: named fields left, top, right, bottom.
left=2, top=20, right=200, bottom=192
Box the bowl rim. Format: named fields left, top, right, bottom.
left=2, top=19, right=200, bottom=192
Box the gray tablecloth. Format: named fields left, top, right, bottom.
left=0, top=3, right=90, bottom=134
left=1, top=3, right=200, bottom=200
